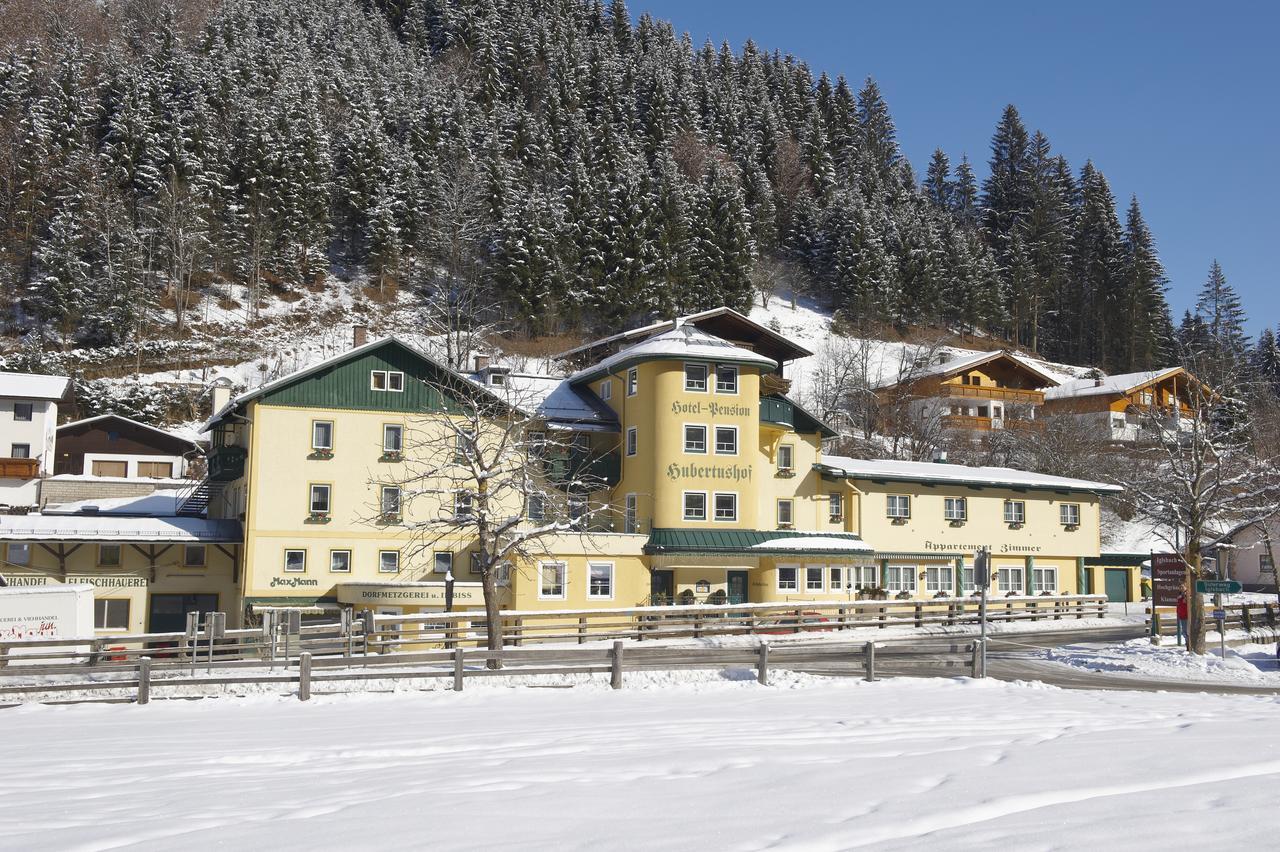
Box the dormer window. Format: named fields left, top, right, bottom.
left=684, top=363, right=708, bottom=392
left=482, top=366, right=510, bottom=386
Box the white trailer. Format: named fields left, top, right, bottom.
left=0, top=584, right=95, bottom=661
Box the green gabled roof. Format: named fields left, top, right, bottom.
left=645, top=528, right=873, bottom=556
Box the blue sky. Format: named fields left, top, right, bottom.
left=633, top=1, right=1278, bottom=336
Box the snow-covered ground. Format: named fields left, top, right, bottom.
left=3, top=673, right=1279, bottom=850
left=1044, top=638, right=1280, bottom=686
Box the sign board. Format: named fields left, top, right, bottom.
left=1151, top=553, right=1186, bottom=607
left=1212, top=609, right=1226, bottom=621
left=1196, top=579, right=1243, bottom=595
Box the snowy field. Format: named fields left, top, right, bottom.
left=3, top=673, right=1279, bottom=851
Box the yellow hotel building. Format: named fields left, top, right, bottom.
left=202, top=308, right=1128, bottom=626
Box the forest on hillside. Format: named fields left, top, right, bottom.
left=0, top=0, right=1268, bottom=387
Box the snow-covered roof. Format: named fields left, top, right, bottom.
left=555, top=306, right=812, bottom=364
left=0, top=372, right=72, bottom=401
left=43, top=493, right=181, bottom=516
left=569, top=323, right=778, bottom=385
left=878, top=349, right=1060, bottom=389
left=817, top=455, right=1123, bottom=494
left=750, top=535, right=874, bottom=553
left=1045, top=367, right=1184, bottom=401
left=0, top=513, right=241, bottom=542
left=467, top=373, right=618, bottom=431
left=57, top=414, right=200, bottom=448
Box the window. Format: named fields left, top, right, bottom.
left=371, top=370, right=387, bottom=390
left=6, top=543, right=29, bottom=565
left=380, top=485, right=402, bottom=517
left=714, top=426, right=738, bottom=455
left=1032, top=567, right=1057, bottom=593
left=454, top=429, right=476, bottom=464
left=465, top=552, right=481, bottom=575
left=887, top=494, right=911, bottom=519
left=829, top=492, right=843, bottom=523
left=311, top=420, right=333, bottom=450
left=330, top=550, right=352, bottom=573
left=777, top=444, right=794, bottom=473
left=379, top=550, right=400, bottom=573
left=626, top=427, right=638, bottom=457
left=389, top=371, right=404, bottom=391
left=600, top=379, right=612, bottom=401
left=624, top=493, right=638, bottom=534
left=588, top=562, right=614, bottom=598
left=684, top=363, right=708, bottom=392
left=383, top=424, right=403, bottom=453
left=683, top=492, right=707, bottom=521
left=433, top=551, right=453, bottom=575
left=884, top=565, right=917, bottom=593
left=925, top=566, right=953, bottom=593
left=627, top=368, right=638, bottom=396
left=98, top=544, right=121, bottom=567
left=777, top=498, right=793, bottom=527
left=1111, top=414, right=1127, bottom=430
left=183, top=544, right=206, bottom=568
left=137, top=461, right=173, bottom=478
left=1060, top=503, right=1081, bottom=526
left=488, top=371, right=506, bottom=386
left=539, top=561, right=566, bottom=599
left=527, top=493, right=545, bottom=522
left=853, top=565, right=878, bottom=590
left=454, top=491, right=473, bottom=519
left=806, top=565, right=824, bottom=591
left=715, top=365, right=738, bottom=394
left=1140, top=390, right=1154, bottom=406
left=10, top=443, right=29, bottom=458
left=997, top=566, right=1024, bottom=593
left=94, top=599, right=129, bottom=630
left=713, top=492, right=737, bottom=521
left=13, top=402, right=32, bottom=421
left=309, top=484, right=331, bottom=514
left=1004, top=500, right=1026, bottom=524
left=944, top=497, right=967, bottom=521
left=684, top=424, right=707, bottom=453
left=777, top=564, right=798, bottom=591
left=829, top=566, right=844, bottom=592
left=1261, top=553, right=1276, bottom=576
left=284, top=549, right=306, bottom=573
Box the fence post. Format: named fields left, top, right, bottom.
left=1149, top=610, right=1162, bottom=644
left=610, top=640, right=624, bottom=689
left=361, top=610, right=373, bottom=658
left=837, top=607, right=847, bottom=630
left=1266, top=603, right=1277, bottom=628
left=694, top=612, right=704, bottom=638
left=1242, top=606, right=1253, bottom=633
left=969, top=642, right=980, bottom=678
left=913, top=602, right=923, bottom=628
left=298, top=652, right=312, bottom=701
left=863, top=641, right=876, bottom=682
left=137, top=656, right=152, bottom=705
left=261, top=614, right=275, bottom=666
left=757, top=642, right=769, bottom=686
left=577, top=616, right=588, bottom=644
left=513, top=617, right=524, bottom=647
left=453, top=646, right=465, bottom=692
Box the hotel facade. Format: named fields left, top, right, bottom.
left=191, top=309, right=1128, bottom=629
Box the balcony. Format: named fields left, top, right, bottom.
left=945, top=385, right=1045, bottom=404
left=0, top=457, right=38, bottom=479
left=759, top=397, right=794, bottom=429
left=941, top=415, right=1044, bottom=432
left=543, top=451, right=621, bottom=488
left=207, top=445, right=248, bottom=481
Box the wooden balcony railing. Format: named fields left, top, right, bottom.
left=940, top=415, right=1044, bottom=432
left=944, top=385, right=1044, bottom=404
left=0, top=457, right=39, bottom=478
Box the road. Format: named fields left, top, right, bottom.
left=794, top=623, right=1280, bottom=695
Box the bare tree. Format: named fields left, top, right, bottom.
left=374, top=376, right=616, bottom=663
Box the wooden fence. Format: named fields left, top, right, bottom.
left=1147, top=601, right=1280, bottom=637
left=0, top=639, right=983, bottom=705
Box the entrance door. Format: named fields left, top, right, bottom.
left=727, top=571, right=749, bottom=605
left=1104, top=569, right=1130, bottom=603
left=651, top=570, right=675, bottom=605
left=148, top=593, right=220, bottom=633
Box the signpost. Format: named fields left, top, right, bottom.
left=1196, top=580, right=1243, bottom=595
left=1150, top=553, right=1185, bottom=642
left=974, top=548, right=991, bottom=678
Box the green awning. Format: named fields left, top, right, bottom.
left=1084, top=553, right=1149, bottom=566
left=645, top=528, right=873, bottom=556
left=243, top=595, right=339, bottom=608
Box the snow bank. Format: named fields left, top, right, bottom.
left=1043, top=638, right=1280, bottom=685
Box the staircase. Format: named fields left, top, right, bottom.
left=177, top=479, right=224, bottom=517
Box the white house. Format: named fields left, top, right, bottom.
left=0, top=372, right=73, bottom=507
left=1212, top=519, right=1280, bottom=592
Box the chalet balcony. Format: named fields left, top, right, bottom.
left=945, top=385, right=1045, bottom=404
left=941, top=415, right=1044, bottom=432
left=0, top=457, right=39, bottom=479
left=759, top=397, right=794, bottom=429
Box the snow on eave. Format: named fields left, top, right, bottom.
left=875, top=349, right=1061, bottom=390
left=554, top=306, right=812, bottom=363
left=57, top=413, right=201, bottom=448
left=568, top=325, right=778, bottom=385
left=0, top=514, right=242, bottom=542
left=817, top=455, right=1124, bottom=495
left=750, top=535, right=875, bottom=553
left=0, top=371, right=73, bottom=401
left=1044, top=367, right=1187, bottom=401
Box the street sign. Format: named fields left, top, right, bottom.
left=1151, top=553, right=1185, bottom=606
left=973, top=550, right=990, bottom=587
left=1212, top=609, right=1226, bottom=620
left=1196, top=580, right=1243, bottom=595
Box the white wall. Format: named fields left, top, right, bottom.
left=0, top=398, right=57, bottom=473
left=82, top=453, right=188, bottom=479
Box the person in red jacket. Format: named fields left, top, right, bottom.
left=1175, top=592, right=1189, bottom=648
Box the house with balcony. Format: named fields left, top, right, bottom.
left=0, top=372, right=73, bottom=509
left=875, top=350, right=1061, bottom=438
left=1042, top=367, right=1199, bottom=443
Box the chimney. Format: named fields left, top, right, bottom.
left=210, top=380, right=232, bottom=415
left=936, top=352, right=951, bottom=365
left=353, top=324, right=368, bottom=348
left=474, top=354, right=490, bottom=372
left=1094, top=377, right=1103, bottom=387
